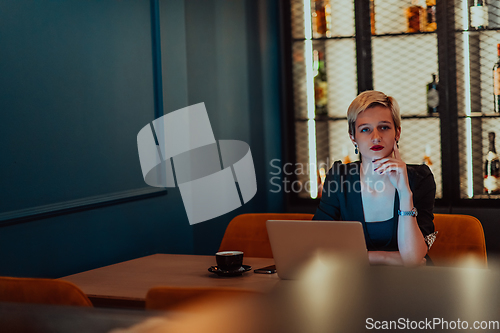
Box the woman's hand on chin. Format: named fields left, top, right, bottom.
left=372, top=140, right=410, bottom=194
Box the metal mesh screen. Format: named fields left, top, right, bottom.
left=372, top=34, right=439, bottom=115
left=294, top=121, right=311, bottom=199
left=451, top=0, right=500, bottom=198
left=325, top=39, right=358, bottom=117
left=399, top=118, right=443, bottom=198
left=374, top=0, right=414, bottom=34
left=288, top=0, right=452, bottom=200
left=457, top=118, right=469, bottom=198
left=292, top=41, right=308, bottom=119
left=291, top=0, right=306, bottom=39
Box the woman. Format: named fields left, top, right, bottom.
left=313, top=91, right=436, bottom=266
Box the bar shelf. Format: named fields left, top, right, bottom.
left=283, top=0, right=499, bottom=207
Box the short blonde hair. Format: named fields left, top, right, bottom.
left=347, top=90, right=401, bottom=137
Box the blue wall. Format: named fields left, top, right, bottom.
left=0, top=0, right=284, bottom=278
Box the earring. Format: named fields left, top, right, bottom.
left=396, top=140, right=399, bottom=149
left=354, top=144, right=358, bottom=155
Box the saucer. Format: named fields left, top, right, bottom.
left=208, top=265, right=252, bottom=276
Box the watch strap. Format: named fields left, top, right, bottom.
left=398, top=207, right=418, bottom=217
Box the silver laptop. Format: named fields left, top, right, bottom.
left=266, top=220, right=368, bottom=279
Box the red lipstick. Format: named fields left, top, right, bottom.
left=370, top=145, right=384, bottom=151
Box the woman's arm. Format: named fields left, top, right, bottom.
left=396, top=192, right=428, bottom=266
left=368, top=251, right=426, bottom=266
left=368, top=251, right=404, bottom=265
left=366, top=187, right=430, bottom=266
left=374, top=141, right=430, bottom=266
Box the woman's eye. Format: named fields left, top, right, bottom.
left=360, top=128, right=369, bottom=133
left=381, top=126, right=389, bottom=130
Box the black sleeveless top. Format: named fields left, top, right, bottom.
left=364, top=217, right=398, bottom=251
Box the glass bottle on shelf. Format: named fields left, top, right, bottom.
left=370, top=0, right=376, bottom=35
left=314, top=50, right=328, bottom=117
left=427, top=73, right=439, bottom=115
left=484, top=132, right=500, bottom=195
left=406, top=0, right=424, bottom=33
left=425, top=0, right=437, bottom=31
left=423, top=144, right=433, bottom=173
left=493, top=44, right=500, bottom=113
left=317, top=161, right=327, bottom=198
left=342, top=146, right=351, bottom=164
left=312, top=0, right=332, bottom=38
left=470, top=0, right=489, bottom=30
left=324, top=0, right=332, bottom=37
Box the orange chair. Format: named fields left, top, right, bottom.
left=145, top=286, right=259, bottom=311
left=218, top=213, right=314, bottom=258
left=427, top=214, right=487, bottom=268
left=0, top=276, right=92, bottom=307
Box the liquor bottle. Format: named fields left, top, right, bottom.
left=312, top=0, right=331, bottom=38
left=406, top=0, right=424, bottom=33
left=427, top=73, right=439, bottom=115
left=422, top=144, right=433, bottom=173
left=484, top=132, right=500, bottom=194
left=370, top=0, right=376, bottom=35
left=425, top=0, right=437, bottom=31
left=311, top=0, right=323, bottom=38
left=324, top=0, right=332, bottom=38
left=342, top=146, right=351, bottom=164
left=470, top=0, right=489, bottom=30
left=314, top=50, right=328, bottom=117
left=494, top=44, right=500, bottom=113
left=317, top=163, right=327, bottom=198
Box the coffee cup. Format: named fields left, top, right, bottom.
left=215, top=251, right=244, bottom=271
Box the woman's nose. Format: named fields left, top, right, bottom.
left=371, top=130, right=381, bottom=142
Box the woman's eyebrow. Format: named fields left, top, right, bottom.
left=357, top=120, right=391, bottom=128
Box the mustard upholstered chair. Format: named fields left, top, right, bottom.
left=145, top=286, right=259, bottom=311
left=427, top=214, right=487, bottom=268
left=218, top=213, right=314, bottom=258
left=0, top=276, right=92, bottom=307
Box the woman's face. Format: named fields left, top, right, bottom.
left=350, top=105, right=400, bottom=161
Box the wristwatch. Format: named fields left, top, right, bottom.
left=398, top=207, right=418, bottom=217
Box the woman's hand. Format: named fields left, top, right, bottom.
left=373, top=140, right=411, bottom=195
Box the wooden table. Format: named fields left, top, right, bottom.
left=60, top=254, right=277, bottom=309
